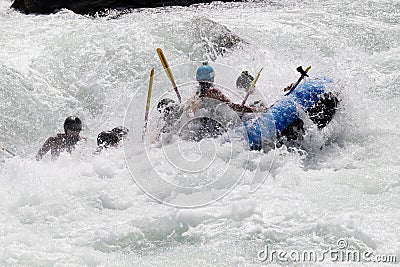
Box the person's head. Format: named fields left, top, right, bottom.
left=157, top=98, right=176, bottom=115
left=97, top=131, right=119, bottom=148
left=64, top=116, right=82, bottom=137
left=111, top=126, right=129, bottom=139
left=96, top=126, right=129, bottom=149
left=196, top=62, right=215, bottom=97
left=236, top=70, right=254, bottom=91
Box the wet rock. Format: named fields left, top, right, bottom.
left=177, top=17, right=244, bottom=61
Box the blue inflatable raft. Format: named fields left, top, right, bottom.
left=244, top=78, right=338, bottom=151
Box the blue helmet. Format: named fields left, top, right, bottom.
left=196, top=62, right=215, bottom=82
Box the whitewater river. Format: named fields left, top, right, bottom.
left=0, top=0, right=399, bottom=265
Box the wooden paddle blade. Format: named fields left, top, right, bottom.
left=156, top=48, right=181, bottom=102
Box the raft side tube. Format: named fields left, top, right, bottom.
left=244, top=78, right=335, bottom=151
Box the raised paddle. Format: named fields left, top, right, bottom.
left=1, top=147, right=16, bottom=157
left=142, top=68, right=155, bottom=141
left=241, top=67, right=263, bottom=106
left=284, top=66, right=311, bottom=95
left=156, top=48, right=182, bottom=103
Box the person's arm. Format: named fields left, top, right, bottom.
left=229, top=103, right=268, bottom=113
left=150, top=132, right=161, bottom=145
left=36, top=137, right=55, bottom=161
left=205, top=88, right=232, bottom=103
left=206, top=88, right=266, bottom=113
left=228, top=103, right=255, bottom=113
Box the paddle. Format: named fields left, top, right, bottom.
left=1, top=147, right=16, bottom=157
left=156, top=48, right=182, bottom=103
left=241, top=67, right=263, bottom=106
left=284, top=66, right=311, bottom=95
left=142, top=68, right=155, bottom=141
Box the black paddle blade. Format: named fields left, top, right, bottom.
left=296, top=66, right=309, bottom=77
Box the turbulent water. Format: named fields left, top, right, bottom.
left=1, top=0, right=399, bottom=265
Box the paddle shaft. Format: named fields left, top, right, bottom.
left=285, top=66, right=311, bottom=95
left=156, top=48, right=182, bottom=103
left=142, top=68, right=154, bottom=141
left=1, top=147, right=15, bottom=157
left=241, top=68, right=263, bottom=106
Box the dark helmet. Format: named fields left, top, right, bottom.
left=236, top=70, right=254, bottom=91
left=97, top=131, right=119, bottom=147
left=111, top=126, right=129, bottom=138
left=157, top=98, right=176, bottom=114
left=64, top=116, right=82, bottom=132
